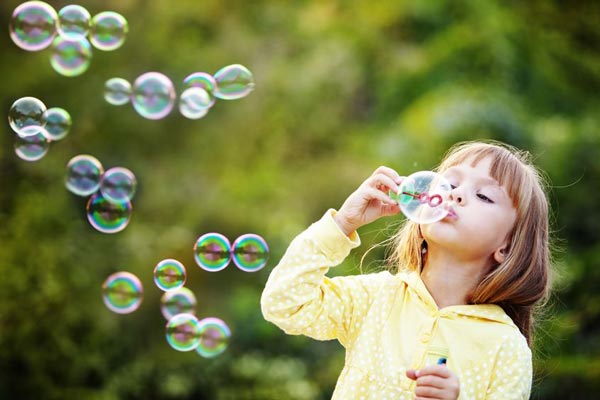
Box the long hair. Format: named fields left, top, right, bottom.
left=388, top=140, right=552, bottom=345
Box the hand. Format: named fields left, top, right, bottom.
left=333, top=166, right=402, bottom=235
left=406, top=365, right=460, bottom=400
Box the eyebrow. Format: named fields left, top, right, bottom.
left=444, top=167, right=504, bottom=190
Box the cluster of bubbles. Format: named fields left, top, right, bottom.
left=9, top=1, right=128, bottom=76
left=65, top=155, right=137, bottom=233
left=104, top=64, right=255, bottom=120
left=8, top=96, right=72, bottom=161
left=194, top=233, right=269, bottom=272
left=388, top=171, right=453, bottom=224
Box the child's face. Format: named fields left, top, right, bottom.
left=421, top=155, right=517, bottom=266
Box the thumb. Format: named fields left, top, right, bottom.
left=406, top=369, right=418, bottom=381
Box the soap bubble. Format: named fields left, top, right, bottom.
left=179, top=87, right=210, bottom=119
left=132, top=72, right=176, bottom=120
left=49, top=35, right=92, bottom=77
left=196, top=317, right=231, bottom=358
left=102, top=271, right=143, bottom=314
left=9, top=97, right=47, bottom=138
left=89, top=11, right=128, bottom=51
left=104, top=77, right=131, bottom=105
left=99, top=167, right=137, bottom=204
left=154, top=259, right=186, bottom=291
left=86, top=193, right=132, bottom=234
left=160, top=287, right=197, bottom=320
left=65, top=154, right=104, bottom=196
left=42, top=107, right=71, bottom=141
left=166, top=313, right=201, bottom=352
left=213, top=64, right=255, bottom=100
left=232, top=234, right=269, bottom=272
left=183, top=72, right=216, bottom=108
left=57, top=4, right=90, bottom=39
left=193, top=233, right=231, bottom=272
left=390, top=171, right=452, bottom=224
left=9, top=1, right=57, bottom=51
left=14, top=131, right=49, bottom=162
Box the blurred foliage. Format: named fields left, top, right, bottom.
left=1, top=0, right=599, bottom=398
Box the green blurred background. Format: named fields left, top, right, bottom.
left=1, top=0, right=599, bottom=398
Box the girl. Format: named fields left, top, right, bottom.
left=261, top=141, right=551, bottom=399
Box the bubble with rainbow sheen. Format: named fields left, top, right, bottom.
left=102, top=271, right=143, bottom=314
left=57, top=4, right=90, bottom=39
left=232, top=234, right=269, bottom=272
left=179, top=87, right=210, bottom=120
left=99, top=167, right=137, bottom=204
left=89, top=11, right=128, bottom=51
left=193, top=233, right=231, bottom=272
left=132, top=72, right=176, bottom=120
left=9, top=1, right=57, bottom=51
left=160, top=287, right=197, bottom=320
left=42, top=107, right=71, bottom=141
left=196, top=317, right=231, bottom=358
left=213, top=64, right=255, bottom=100
left=183, top=72, right=216, bottom=108
left=104, top=77, right=131, bottom=106
left=14, top=131, right=49, bottom=162
left=154, top=259, right=186, bottom=292
left=86, top=193, right=132, bottom=234
left=9, top=97, right=47, bottom=138
left=166, top=313, right=201, bottom=352
left=65, top=154, right=104, bottom=196
left=50, top=35, right=92, bottom=77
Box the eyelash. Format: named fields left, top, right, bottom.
left=450, top=185, right=495, bottom=203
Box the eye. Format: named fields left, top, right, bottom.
left=477, top=193, right=494, bottom=203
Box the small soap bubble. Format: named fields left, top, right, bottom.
left=42, top=107, right=71, bottom=141
left=65, top=154, right=104, bottom=196
left=390, top=171, right=452, bottom=224
left=9, top=1, right=57, bottom=51
left=102, top=271, right=143, bottom=314
left=183, top=72, right=216, bottom=108
left=232, top=234, right=269, bottom=272
left=154, top=259, right=186, bottom=291
left=57, top=4, right=90, bottom=39
left=50, top=35, right=92, bottom=77
left=213, top=64, right=255, bottom=100
left=89, top=11, right=128, bottom=51
left=193, top=233, right=231, bottom=272
left=99, top=167, right=137, bottom=204
left=160, top=287, right=197, bottom=320
left=166, top=313, right=201, bottom=352
left=86, top=193, right=132, bottom=234
left=104, top=77, right=131, bottom=105
left=196, top=317, right=231, bottom=358
left=14, top=131, right=49, bottom=162
left=132, top=72, right=176, bottom=120
left=9, top=97, right=47, bottom=138
left=179, top=87, right=210, bottom=120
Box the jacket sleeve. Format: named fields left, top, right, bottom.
left=261, top=209, right=388, bottom=348
left=486, top=335, right=532, bottom=399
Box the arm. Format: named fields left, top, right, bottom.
left=260, top=209, right=390, bottom=346
left=486, top=336, right=532, bottom=399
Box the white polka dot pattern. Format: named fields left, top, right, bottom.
left=261, top=210, right=532, bottom=399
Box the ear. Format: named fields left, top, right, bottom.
left=493, top=243, right=509, bottom=264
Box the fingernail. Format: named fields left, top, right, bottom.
left=415, top=370, right=420, bottom=377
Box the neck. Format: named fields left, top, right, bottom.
left=420, top=246, right=489, bottom=309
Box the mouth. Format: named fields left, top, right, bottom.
left=445, top=208, right=458, bottom=219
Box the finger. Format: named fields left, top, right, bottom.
left=415, top=385, right=444, bottom=398
left=364, top=187, right=396, bottom=206
left=406, top=369, right=418, bottom=380
left=416, top=364, right=451, bottom=379
left=368, top=174, right=400, bottom=193
left=372, top=166, right=402, bottom=184
left=415, top=374, right=446, bottom=389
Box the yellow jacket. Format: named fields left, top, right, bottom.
left=261, top=210, right=532, bottom=399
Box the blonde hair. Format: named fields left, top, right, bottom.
left=388, top=140, right=551, bottom=345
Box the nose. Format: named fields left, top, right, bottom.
left=450, top=188, right=465, bottom=205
